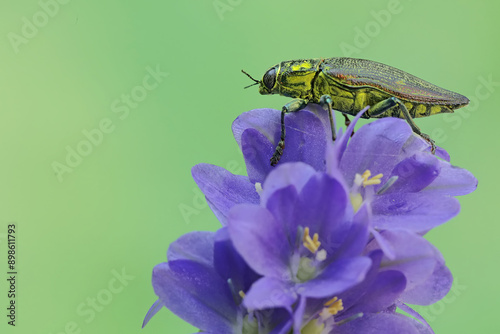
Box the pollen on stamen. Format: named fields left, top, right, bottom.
left=303, top=227, right=321, bottom=253
left=320, top=297, right=344, bottom=319
left=359, top=169, right=383, bottom=187
left=239, top=290, right=246, bottom=299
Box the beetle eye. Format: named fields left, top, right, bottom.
left=263, top=67, right=276, bottom=90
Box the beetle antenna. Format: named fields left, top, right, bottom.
left=241, top=69, right=260, bottom=88
left=243, top=82, right=260, bottom=89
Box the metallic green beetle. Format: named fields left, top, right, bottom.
left=242, top=57, right=469, bottom=166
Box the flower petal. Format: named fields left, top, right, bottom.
left=337, top=250, right=383, bottom=310
left=401, top=261, right=453, bottom=305
left=330, top=107, right=369, bottom=165
left=325, top=139, right=351, bottom=193
left=228, top=204, right=291, bottom=278
left=293, top=172, right=350, bottom=242
left=372, top=193, right=460, bottom=232
left=243, top=277, right=297, bottom=310
left=365, top=231, right=437, bottom=292
left=306, top=103, right=336, bottom=140
left=152, top=261, right=237, bottom=333
left=423, top=160, right=478, bottom=196
left=241, top=128, right=276, bottom=183
left=345, top=270, right=406, bottom=315
left=167, top=231, right=214, bottom=266
left=265, top=185, right=301, bottom=245
left=401, top=131, right=448, bottom=162
left=434, top=146, right=450, bottom=162
left=292, top=296, right=307, bottom=334
left=261, top=162, right=316, bottom=206
left=269, top=311, right=294, bottom=334
left=234, top=108, right=327, bottom=182
left=214, top=228, right=261, bottom=294
left=297, top=256, right=371, bottom=298
left=339, top=118, right=413, bottom=186
left=331, top=204, right=370, bottom=261
left=334, top=312, right=428, bottom=334
left=385, top=153, right=440, bottom=194
left=192, top=163, right=260, bottom=225
left=275, top=110, right=327, bottom=170
left=232, top=108, right=281, bottom=149
left=142, top=299, right=163, bottom=328
left=370, top=228, right=396, bottom=260
left=398, top=304, right=435, bottom=334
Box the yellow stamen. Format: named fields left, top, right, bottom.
left=239, top=290, right=246, bottom=299
left=324, top=296, right=339, bottom=306
left=303, top=227, right=321, bottom=253
left=351, top=170, right=384, bottom=212
left=360, top=170, right=383, bottom=187
left=324, top=296, right=344, bottom=315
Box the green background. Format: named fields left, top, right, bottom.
left=0, top=0, right=497, bottom=333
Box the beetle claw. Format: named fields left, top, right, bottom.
left=270, top=140, right=285, bottom=166
left=420, top=133, right=436, bottom=154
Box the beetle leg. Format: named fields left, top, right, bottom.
left=368, top=97, right=436, bottom=154
left=270, top=99, right=308, bottom=166
left=319, top=95, right=337, bottom=142
left=395, top=99, right=436, bottom=154
left=367, top=97, right=399, bottom=117
left=416, top=133, right=436, bottom=154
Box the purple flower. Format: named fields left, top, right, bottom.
left=365, top=230, right=453, bottom=307
left=293, top=251, right=428, bottom=334
left=326, top=109, right=477, bottom=233
left=193, top=106, right=477, bottom=233
left=226, top=162, right=372, bottom=317
left=147, top=104, right=473, bottom=333
left=143, top=229, right=291, bottom=334
left=286, top=230, right=450, bottom=334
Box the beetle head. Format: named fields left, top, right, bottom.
left=258, top=65, right=278, bottom=95
left=241, top=65, right=279, bottom=95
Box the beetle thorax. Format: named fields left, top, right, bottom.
left=276, top=60, right=321, bottom=99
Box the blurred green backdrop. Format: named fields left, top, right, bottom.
left=0, top=0, right=497, bottom=333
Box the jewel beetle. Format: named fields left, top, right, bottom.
left=242, top=57, right=469, bottom=166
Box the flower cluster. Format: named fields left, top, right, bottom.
left=144, top=105, right=477, bottom=333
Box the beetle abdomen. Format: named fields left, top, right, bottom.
left=321, top=57, right=469, bottom=108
